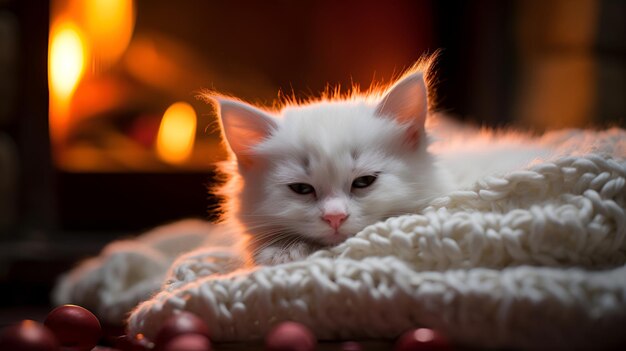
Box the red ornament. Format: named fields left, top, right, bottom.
left=0, top=320, right=60, bottom=351
left=162, top=334, right=211, bottom=351
left=394, top=328, right=451, bottom=351
left=44, top=304, right=102, bottom=351
left=154, top=311, right=210, bottom=348
left=265, top=321, right=316, bottom=351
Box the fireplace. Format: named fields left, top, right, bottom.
left=46, top=0, right=228, bottom=233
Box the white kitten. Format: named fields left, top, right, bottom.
left=207, top=60, right=548, bottom=265
left=207, top=60, right=456, bottom=265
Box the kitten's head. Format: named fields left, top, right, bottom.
left=209, top=64, right=447, bottom=251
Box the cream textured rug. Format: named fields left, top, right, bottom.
left=54, top=128, right=626, bottom=350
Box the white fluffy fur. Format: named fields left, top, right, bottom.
left=427, top=117, right=554, bottom=189
left=211, top=69, right=461, bottom=265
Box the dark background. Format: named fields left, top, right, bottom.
left=0, top=0, right=624, bottom=320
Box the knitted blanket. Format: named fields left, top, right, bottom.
left=54, top=128, right=626, bottom=350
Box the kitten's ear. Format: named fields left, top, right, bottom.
left=211, top=97, right=277, bottom=166
left=375, top=72, right=428, bottom=148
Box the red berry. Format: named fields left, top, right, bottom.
left=265, top=321, right=316, bottom=351
left=44, top=304, right=101, bottom=351
left=154, top=311, right=210, bottom=348
left=162, top=334, right=211, bottom=351
left=0, top=320, right=60, bottom=351
left=394, top=328, right=451, bottom=351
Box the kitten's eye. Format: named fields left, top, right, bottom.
left=352, top=175, right=378, bottom=189
left=288, top=183, right=315, bottom=195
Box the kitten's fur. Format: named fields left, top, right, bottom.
left=207, top=58, right=547, bottom=265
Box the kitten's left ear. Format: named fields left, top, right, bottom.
left=211, top=97, right=277, bottom=167
left=375, top=72, right=428, bottom=148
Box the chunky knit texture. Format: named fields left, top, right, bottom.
left=55, top=129, right=626, bottom=350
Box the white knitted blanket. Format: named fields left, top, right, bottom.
left=54, top=128, right=626, bottom=350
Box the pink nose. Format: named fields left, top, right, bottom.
left=323, top=213, right=347, bottom=230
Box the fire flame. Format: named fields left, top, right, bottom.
left=48, top=20, right=87, bottom=144
left=49, top=22, right=86, bottom=101
left=49, top=0, right=135, bottom=147
left=156, top=102, right=197, bottom=164
left=84, top=0, right=135, bottom=65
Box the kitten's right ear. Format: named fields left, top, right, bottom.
left=375, top=72, right=428, bottom=149
left=210, top=97, right=277, bottom=166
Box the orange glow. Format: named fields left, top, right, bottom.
left=48, top=0, right=136, bottom=151
left=48, top=20, right=87, bottom=145
left=83, top=0, right=135, bottom=65
left=156, top=102, right=197, bottom=164
left=49, top=21, right=86, bottom=101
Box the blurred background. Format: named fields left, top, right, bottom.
left=0, top=0, right=624, bottom=319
